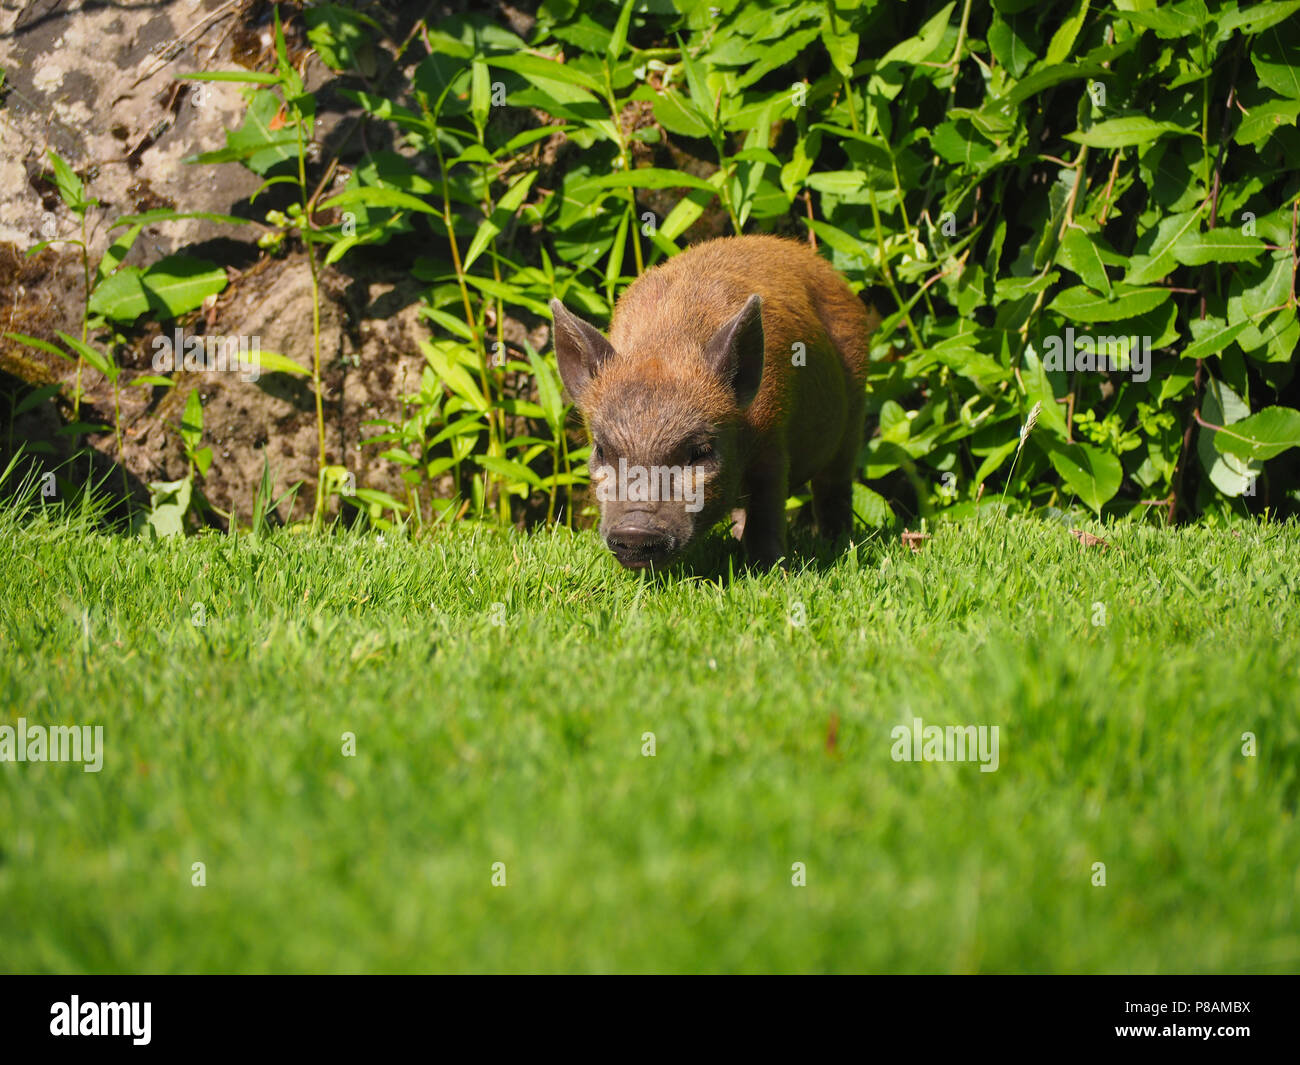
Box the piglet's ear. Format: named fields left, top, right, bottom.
left=704, top=293, right=764, bottom=408
left=550, top=299, right=615, bottom=400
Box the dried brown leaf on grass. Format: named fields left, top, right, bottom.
left=1070, top=529, right=1110, bottom=550
left=901, top=530, right=931, bottom=553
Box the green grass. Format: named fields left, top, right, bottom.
left=1, top=497, right=1298, bottom=973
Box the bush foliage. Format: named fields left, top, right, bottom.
left=22, top=0, right=1300, bottom=531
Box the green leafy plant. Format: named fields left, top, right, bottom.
left=181, top=6, right=334, bottom=527
left=154, top=0, right=1300, bottom=532
left=6, top=152, right=247, bottom=502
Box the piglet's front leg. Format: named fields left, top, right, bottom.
left=740, top=461, right=788, bottom=569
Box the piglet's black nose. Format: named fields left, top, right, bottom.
left=607, top=525, right=672, bottom=565
left=608, top=525, right=669, bottom=552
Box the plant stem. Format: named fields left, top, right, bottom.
left=604, top=63, right=645, bottom=276
left=298, top=110, right=327, bottom=531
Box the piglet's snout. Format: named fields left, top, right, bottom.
left=605, top=520, right=675, bottom=568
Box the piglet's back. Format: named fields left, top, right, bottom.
left=608, top=235, right=867, bottom=392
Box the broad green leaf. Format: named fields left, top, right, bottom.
left=1019, top=342, right=1068, bottom=439
left=320, top=186, right=439, bottom=214
left=181, top=388, right=203, bottom=450
left=973, top=436, right=1020, bottom=486
left=499, top=125, right=574, bottom=158
left=463, top=171, right=538, bottom=272
left=584, top=167, right=717, bottom=192
left=808, top=219, right=869, bottom=258
left=140, top=256, right=227, bottom=319
left=851, top=483, right=895, bottom=528
left=1046, top=440, right=1123, bottom=513
left=5, top=332, right=71, bottom=361
left=1050, top=285, right=1171, bottom=323
left=460, top=275, right=551, bottom=316
left=110, top=210, right=250, bottom=230
left=605, top=210, right=629, bottom=290
left=988, top=13, right=1035, bottom=78
left=352, top=488, right=409, bottom=512
left=930, top=120, right=994, bottom=168
left=143, top=478, right=193, bottom=538
left=527, top=347, right=565, bottom=429
left=420, top=308, right=476, bottom=342
left=495, top=68, right=601, bottom=112
left=1033, top=170, right=1075, bottom=271
left=1183, top=318, right=1251, bottom=361
left=1223, top=257, right=1300, bottom=363
left=660, top=183, right=719, bottom=241
left=806, top=171, right=866, bottom=196
left=733, top=25, right=822, bottom=90
left=88, top=266, right=149, bottom=323
left=475, top=454, right=542, bottom=489
left=379, top=449, right=419, bottom=467
left=57, top=332, right=118, bottom=382
left=1068, top=116, right=1193, bottom=148
left=1057, top=229, right=1112, bottom=297
left=95, top=224, right=142, bottom=286
left=608, top=0, right=636, bottom=61
left=422, top=340, right=488, bottom=412
left=500, top=399, right=547, bottom=421
left=187, top=139, right=300, bottom=168
left=677, top=34, right=715, bottom=126
left=1172, top=228, right=1267, bottom=266
left=999, top=63, right=1108, bottom=108
left=1241, top=256, right=1295, bottom=318
left=929, top=346, right=1010, bottom=388
left=304, top=2, right=381, bottom=73
left=1233, top=99, right=1300, bottom=146
left=1252, top=20, right=1300, bottom=98
left=419, top=29, right=473, bottom=59
left=881, top=3, right=955, bottom=66
left=429, top=415, right=486, bottom=447
left=822, top=5, right=860, bottom=79
left=551, top=14, right=612, bottom=55
left=1212, top=406, right=1300, bottom=463
left=212, top=89, right=299, bottom=175
left=1197, top=375, right=1259, bottom=495
left=1044, top=0, right=1090, bottom=65
left=733, top=146, right=783, bottom=168
left=239, top=350, right=310, bottom=377
left=653, top=90, right=711, bottom=138
left=470, top=58, right=490, bottom=130
left=1125, top=210, right=1200, bottom=285
left=46, top=150, right=89, bottom=214
left=1218, top=1, right=1300, bottom=38
left=996, top=273, right=1058, bottom=301
left=1111, top=7, right=1201, bottom=38
left=14, top=383, right=63, bottom=415
left=337, top=89, right=426, bottom=130
left=1158, top=369, right=1196, bottom=403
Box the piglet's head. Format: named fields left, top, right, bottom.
left=549, top=295, right=765, bottom=569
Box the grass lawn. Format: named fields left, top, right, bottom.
left=1, top=500, right=1297, bottom=973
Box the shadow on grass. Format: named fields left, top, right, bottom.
left=621, top=516, right=896, bottom=587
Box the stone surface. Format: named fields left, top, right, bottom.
left=0, top=0, right=444, bottom=525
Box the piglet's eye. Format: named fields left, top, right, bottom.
left=688, top=443, right=714, bottom=463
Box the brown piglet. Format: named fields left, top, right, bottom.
left=550, top=234, right=870, bottom=570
